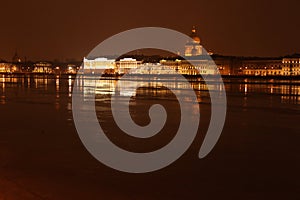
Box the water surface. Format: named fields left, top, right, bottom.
left=0, top=74, right=299, bottom=199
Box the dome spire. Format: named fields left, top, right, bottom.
left=192, top=26, right=196, bottom=33
left=190, top=26, right=201, bottom=44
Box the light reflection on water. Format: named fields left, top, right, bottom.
left=0, top=75, right=299, bottom=109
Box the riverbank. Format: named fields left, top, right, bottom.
left=2, top=72, right=300, bottom=80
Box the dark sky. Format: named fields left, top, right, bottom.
left=1, top=0, right=300, bottom=61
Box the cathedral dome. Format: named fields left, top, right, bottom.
left=185, top=26, right=203, bottom=56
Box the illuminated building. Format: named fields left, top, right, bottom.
left=115, top=58, right=142, bottom=74
left=281, top=58, right=300, bottom=76
left=240, top=59, right=282, bottom=76
left=66, top=64, right=77, bottom=74
left=0, top=63, right=14, bottom=73
left=33, top=62, right=53, bottom=73
left=128, top=63, right=178, bottom=75
left=160, top=59, right=217, bottom=75
left=83, top=57, right=115, bottom=74
left=184, top=26, right=203, bottom=57
left=238, top=57, right=300, bottom=76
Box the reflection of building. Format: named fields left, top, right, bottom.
left=185, top=26, right=203, bottom=57
left=115, top=58, right=142, bottom=74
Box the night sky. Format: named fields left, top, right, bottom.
left=1, top=0, right=300, bottom=61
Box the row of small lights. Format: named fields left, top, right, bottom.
left=241, top=67, right=276, bottom=70
left=282, top=60, right=300, bottom=64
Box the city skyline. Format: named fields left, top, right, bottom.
left=0, top=1, right=300, bottom=198
left=1, top=0, right=300, bottom=61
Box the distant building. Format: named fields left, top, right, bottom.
left=240, top=59, right=282, bottom=76
left=83, top=57, right=115, bottom=74
left=213, top=57, right=236, bottom=75
left=80, top=56, right=300, bottom=77
left=33, top=62, right=53, bottom=73
left=185, top=26, right=203, bottom=57
left=115, top=58, right=142, bottom=74
left=282, top=57, right=300, bottom=76
left=236, top=56, right=299, bottom=76
left=0, top=63, right=15, bottom=73
left=160, top=59, right=217, bottom=75
left=129, top=63, right=178, bottom=75
left=66, top=64, right=78, bottom=74
left=12, top=51, right=21, bottom=63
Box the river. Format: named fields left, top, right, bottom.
left=0, top=74, right=299, bottom=199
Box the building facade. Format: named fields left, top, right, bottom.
left=83, top=57, right=115, bottom=74
left=33, top=62, right=53, bottom=73
left=281, top=58, right=300, bottom=76
left=81, top=56, right=300, bottom=76
left=241, top=59, right=283, bottom=76
left=239, top=57, right=300, bottom=76
left=115, top=58, right=142, bottom=74
left=159, top=59, right=217, bottom=75
left=0, top=63, right=16, bottom=73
